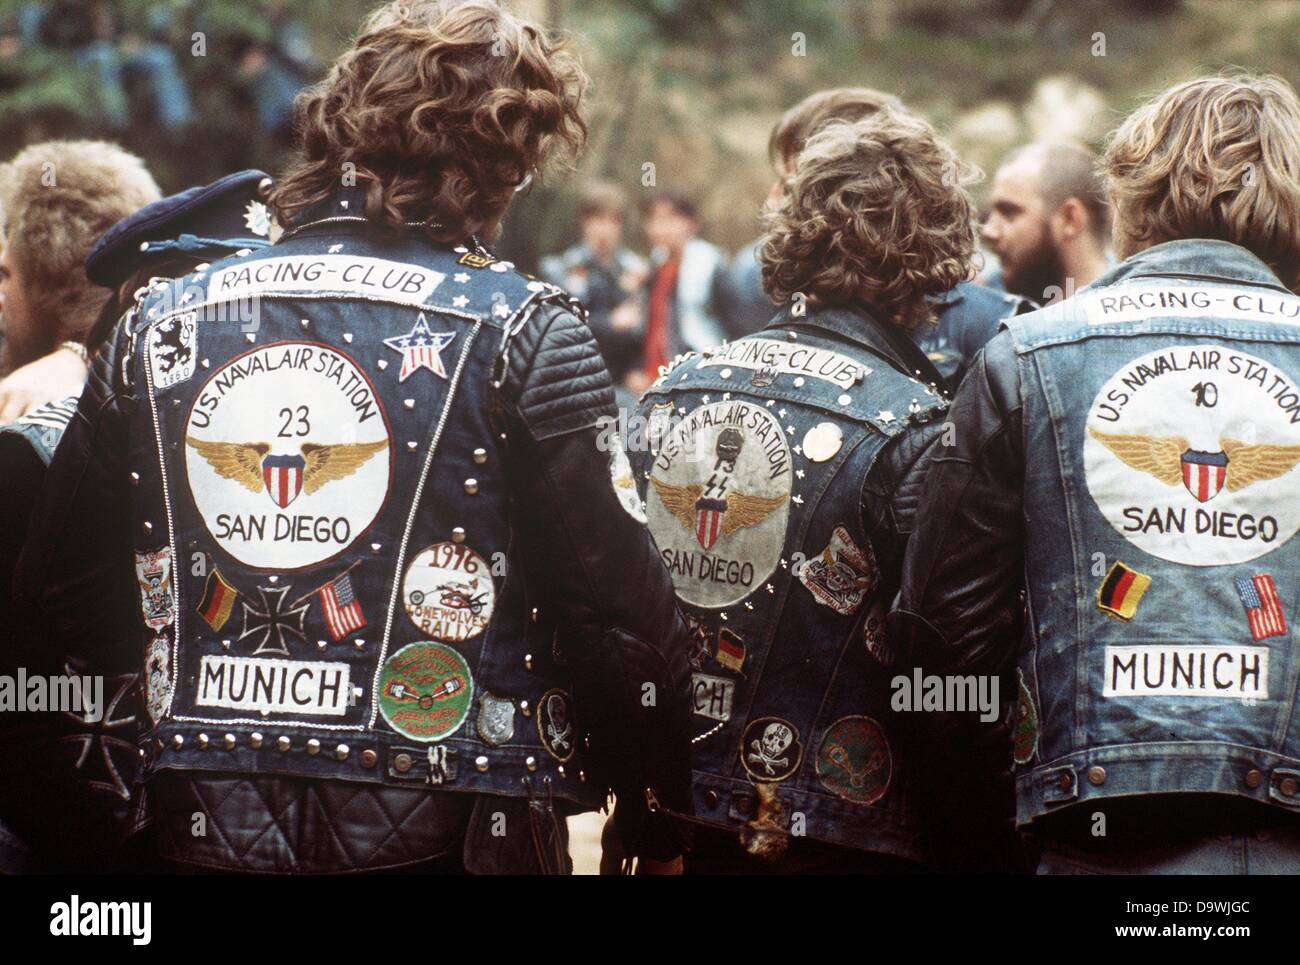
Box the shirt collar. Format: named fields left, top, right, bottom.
left=1096, top=239, right=1291, bottom=293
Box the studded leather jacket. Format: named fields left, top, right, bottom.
left=630, top=300, right=953, bottom=864
left=894, top=240, right=1300, bottom=850
left=16, top=189, right=692, bottom=873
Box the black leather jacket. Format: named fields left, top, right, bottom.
left=15, top=261, right=692, bottom=873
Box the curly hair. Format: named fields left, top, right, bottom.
left=1103, top=73, right=1300, bottom=289
left=0, top=140, right=160, bottom=343
left=270, top=0, right=588, bottom=243
left=759, top=108, right=977, bottom=334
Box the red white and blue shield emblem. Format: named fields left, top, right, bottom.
left=1180, top=449, right=1228, bottom=503
left=694, top=497, right=727, bottom=550
left=262, top=453, right=306, bottom=508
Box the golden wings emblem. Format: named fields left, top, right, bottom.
left=650, top=476, right=785, bottom=550
left=1089, top=427, right=1300, bottom=503
left=187, top=437, right=388, bottom=509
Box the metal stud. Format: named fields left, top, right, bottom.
left=530, top=608, right=540, bottom=623
left=407, top=441, right=418, bottom=452
left=245, top=332, right=255, bottom=343
left=222, top=639, right=232, bottom=650
left=523, top=653, right=534, bottom=670
left=720, top=368, right=732, bottom=378
left=403, top=398, right=414, bottom=410
left=268, top=575, right=278, bottom=584
left=473, top=448, right=487, bottom=464
left=377, top=359, right=388, bottom=370
left=360, top=749, right=378, bottom=768
left=343, top=333, right=353, bottom=343
left=526, top=755, right=538, bottom=772
left=171, top=734, right=184, bottom=749
left=793, top=377, right=805, bottom=388
left=300, top=318, right=309, bottom=329
left=250, top=732, right=264, bottom=749
left=475, top=755, right=490, bottom=773
left=354, top=639, right=366, bottom=651
left=340, top=199, right=350, bottom=210
left=223, top=733, right=236, bottom=750
left=519, top=700, right=531, bottom=717
left=394, top=752, right=413, bottom=773
left=317, top=640, right=328, bottom=651
left=464, top=478, right=479, bottom=495
left=197, top=733, right=210, bottom=750
left=139, top=241, right=150, bottom=252
left=130, top=471, right=140, bottom=485
left=838, top=394, right=852, bottom=406
left=451, top=527, right=466, bottom=544
left=277, top=736, right=291, bottom=752
left=371, top=543, right=381, bottom=554
left=305, top=738, right=320, bottom=756
left=557, top=765, right=567, bottom=779
left=336, top=743, right=350, bottom=761
left=142, top=521, right=153, bottom=536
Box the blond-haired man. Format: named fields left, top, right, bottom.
left=896, top=74, right=1300, bottom=874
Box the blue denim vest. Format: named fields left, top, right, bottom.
left=917, top=281, right=1028, bottom=386
left=1008, top=240, right=1300, bottom=822
left=126, top=192, right=604, bottom=810
left=632, top=303, right=947, bottom=859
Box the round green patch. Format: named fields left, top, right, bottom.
left=1013, top=668, right=1039, bottom=765
left=378, top=642, right=473, bottom=742
left=815, top=715, right=891, bottom=804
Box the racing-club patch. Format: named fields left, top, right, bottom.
left=379, top=642, right=473, bottom=741
left=536, top=689, right=576, bottom=762
left=608, top=435, right=647, bottom=523
left=477, top=692, right=515, bottom=746
left=196, top=654, right=351, bottom=716
left=147, top=311, right=197, bottom=390
left=648, top=400, right=792, bottom=608
left=741, top=717, right=803, bottom=783
left=1102, top=644, right=1267, bottom=699
left=134, top=547, right=175, bottom=631
left=206, top=255, right=444, bottom=307
left=1084, top=284, right=1300, bottom=327
left=815, top=715, right=892, bottom=805
left=144, top=636, right=172, bottom=724
left=184, top=342, right=392, bottom=570
left=1013, top=668, right=1039, bottom=766
left=696, top=337, right=868, bottom=390
left=692, top=673, right=735, bottom=722
left=1084, top=345, right=1300, bottom=566
left=403, top=542, right=495, bottom=642
left=799, top=526, right=879, bottom=616
left=1096, top=560, right=1152, bottom=621
left=1235, top=573, right=1288, bottom=641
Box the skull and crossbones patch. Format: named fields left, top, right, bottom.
left=536, top=688, right=576, bottom=762
left=740, top=716, right=803, bottom=783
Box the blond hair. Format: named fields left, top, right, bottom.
left=759, top=107, right=977, bottom=334
left=0, top=140, right=159, bottom=342
left=1103, top=73, right=1300, bottom=288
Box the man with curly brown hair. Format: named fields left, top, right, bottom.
left=21, top=0, right=691, bottom=874
left=630, top=107, right=984, bottom=872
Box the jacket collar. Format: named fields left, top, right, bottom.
left=1095, top=239, right=1291, bottom=294
left=762, top=299, right=946, bottom=389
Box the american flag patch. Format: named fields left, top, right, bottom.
left=318, top=571, right=366, bottom=640
left=1234, top=574, right=1288, bottom=641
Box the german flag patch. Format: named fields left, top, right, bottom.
left=1096, top=561, right=1151, bottom=621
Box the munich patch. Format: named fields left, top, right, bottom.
left=741, top=717, right=802, bottom=783
left=134, top=547, right=175, bottom=631
left=196, top=654, right=351, bottom=716
left=402, top=542, right=494, bottom=642
left=1085, top=345, right=1300, bottom=567
left=815, top=715, right=892, bottom=804
left=799, top=526, right=878, bottom=616
left=1103, top=644, right=1268, bottom=699
left=378, top=642, right=474, bottom=742
left=692, top=673, right=735, bottom=722
left=648, top=400, right=792, bottom=608
left=184, top=342, right=392, bottom=570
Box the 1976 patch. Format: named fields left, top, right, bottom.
left=815, top=715, right=891, bottom=804
left=741, top=717, right=802, bottom=783
left=379, top=642, right=473, bottom=742
left=135, top=547, right=175, bottom=631
left=184, top=342, right=391, bottom=570
left=1085, top=345, right=1300, bottom=566
left=403, top=542, right=494, bottom=642
left=648, top=400, right=792, bottom=608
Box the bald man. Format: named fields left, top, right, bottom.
left=981, top=143, right=1111, bottom=303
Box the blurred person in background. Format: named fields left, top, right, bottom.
left=635, top=189, right=728, bottom=395
left=981, top=142, right=1112, bottom=303
left=0, top=169, right=273, bottom=873
left=0, top=140, right=160, bottom=419
left=540, top=181, right=647, bottom=409
left=731, top=88, right=1031, bottom=390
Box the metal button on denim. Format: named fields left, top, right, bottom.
left=1245, top=769, right=1263, bottom=789
left=1088, top=766, right=1106, bottom=786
